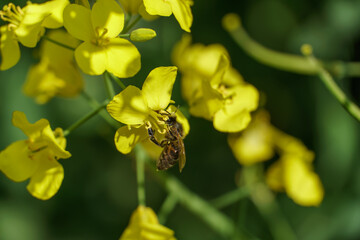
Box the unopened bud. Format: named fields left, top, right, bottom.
left=301, top=44, right=313, bottom=56
left=130, top=28, right=157, bottom=42
left=222, top=13, right=241, bottom=31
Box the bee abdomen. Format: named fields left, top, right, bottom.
left=157, top=143, right=179, bottom=170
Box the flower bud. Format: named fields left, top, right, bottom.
left=130, top=28, right=156, bottom=42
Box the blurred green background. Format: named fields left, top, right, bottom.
left=1, top=0, right=360, bottom=239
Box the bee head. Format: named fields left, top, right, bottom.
left=165, top=115, right=177, bottom=125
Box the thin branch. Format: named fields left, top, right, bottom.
left=223, top=13, right=360, bottom=77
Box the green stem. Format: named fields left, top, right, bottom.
left=139, top=148, right=250, bottom=239
left=42, top=35, right=76, bottom=51
left=108, top=72, right=127, bottom=90
left=63, top=100, right=109, bottom=137
left=305, top=52, right=360, bottom=122
left=103, top=72, right=116, bottom=100
left=224, top=15, right=360, bottom=77
left=122, top=15, right=142, bottom=34
left=210, top=187, right=250, bottom=209
left=158, top=192, right=178, bottom=224
left=119, top=33, right=130, bottom=38
left=123, top=13, right=132, bottom=31
left=135, top=145, right=146, bottom=206
left=243, top=165, right=297, bottom=240
left=81, top=91, right=120, bottom=129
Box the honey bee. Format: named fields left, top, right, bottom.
left=147, top=110, right=186, bottom=172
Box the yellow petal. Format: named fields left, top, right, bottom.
left=189, top=81, right=223, bottom=121
left=26, top=157, right=64, bottom=200
left=141, top=139, right=163, bottom=160
left=41, top=30, right=79, bottom=63
left=139, top=4, right=159, bottom=21
left=265, top=160, right=284, bottom=191
left=171, top=33, right=192, bottom=70
left=169, top=0, right=193, bottom=32
left=15, top=3, right=47, bottom=47
left=142, top=66, right=177, bottom=111
left=210, top=54, right=229, bottom=88
left=63, top=4, right=94, bottom=41
left=120, top=206, right=176, bottom=240
left=24, top=59, right=83, bottom=104
left=181, top=74, right=202, bottom=103
left=75, top=41, right=107, bottom=75
left=213, top=84, right=259, bottom=132
left=23, top=60, right=64, bottom=104
left=223, top=67, right=245, bottom=87
left=41, top=0, right=70, bottom=29
left=118, top=0, right=143, bottom=14
left=114, top=125, right=148, bottom=154
left=91, top=0, right=124, bottom=38
left=0, top=25, right=20, bottom=70
left=75, top=0, right=90, bottom=9
left=0, top=140, right=38, bottom=182
left=213, top=109, right=251, bottom=133
left=228, top=132, right=274, bottom=166
left=105, top=38, right=141, bottom=78
left=107, top=86, right=149, bottom=125
left=283, top=156, right=324, bottom=206
left=12, top=111, right=49, bottom=139
left=143, top=0, right=172, bottom=16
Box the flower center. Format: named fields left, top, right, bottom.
left=0, top=3, right=24, bottom=31
left=92, top=27, right=110, bottom=46
left=145, top=111, right=168, bottom=135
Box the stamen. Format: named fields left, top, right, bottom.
left=144, top=121, right=152, bottom=129
left=0, top=3, right=24, bottom=28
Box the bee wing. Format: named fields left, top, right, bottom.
left=178, top=138, right=186, bottom=173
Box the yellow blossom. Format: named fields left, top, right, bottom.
left=266, top=153, right=324, bottom=207
left=23, top=30, right=83, bottom=104
left=228, top=110, right=324, bottom=206
left=143, top=0, right=193, bottom=32
left=106, top=66, right=189, bottom=155
left=63, top=0, right=141, bottom=78
left=0, top=111, right=71, bottom=200
left=173, top=35, right=259, bottom=132
left=228, top=111, right=275, bottom=165
left=120, top=206, right=176, bottom=240
left=0, top=0, right=69, bottom=70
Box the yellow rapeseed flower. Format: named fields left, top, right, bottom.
left=120, top=206, right=176, bottom=240
left=23, top=30, right=83, bottom=104
left=143, top=0, right=193, bottom=32
left=0, top=111, right=71, bottom=200
left=173, top=35, right=259, bottom=132
left=0, top=0, right=69, bottom=70
left=63, top=0, right=141, bottom=78
left=106, top=66, right=189, bottom=154
left=266, top=132, right=324, bottom=206
left=228, top=110, right=324, bottom=206
left=228, top=111, right=275, bottom=165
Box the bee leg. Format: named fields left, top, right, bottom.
left=147, top=127, right=162, bottom=147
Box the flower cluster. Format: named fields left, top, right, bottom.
left=0, top=0, right=194, bottom=200
left=23, top=29, right=83, bottom=103
left=0, top=0, right=69, bottom=70
left=0, top=111, right=71, bottom=200
left=228, top=111, right=324, bottom=206
left=0, top=0, right=330, bottom=238
left=173, top=34, right=259, bottom=132
left=107, top=66, right=189, bottom=158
